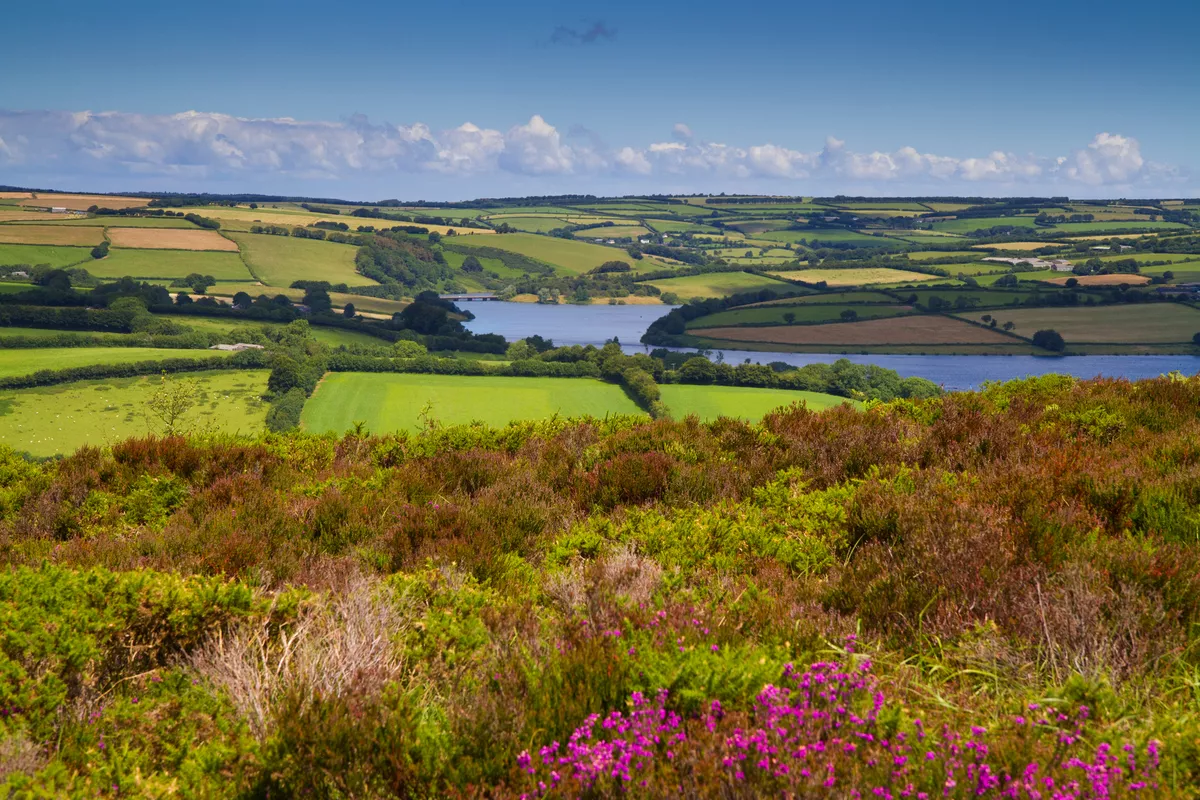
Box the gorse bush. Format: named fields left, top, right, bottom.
left=0, top=373, right=1199, bottom=795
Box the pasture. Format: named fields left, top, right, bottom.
left=0, top=210, right=60, bottom=223
left=931, top=216, right=1039, bottom=233
left=0, top=346, right=232, bottom=379
left=0, top=225, right=105, bottom=246
left=0, top=370, right=268, bottom=457
left=106, top=228, right=239, bottom=251
left=971, top=242, right=1063, bottom=251
left=687, top=303, right=911, bottom=328
left=226, top=232, right=371, bottom=286
left=957, top=304, right=1200, bottom=343
left=0, top=243, right=93, bottom=268
left=767, top=267, right=941, bottom=286
left=167, top=315, right=386, bottom=347
left=164, top=206, right=493, bottom=236
left=453, top=233, right=635, bottom=275
left=56, top=216, right=202, bottom=228
left=301, top=373, right=642, bottom=434
left=904, top=250, right=978, bottom=260
left=694, top=315, right=1017, bottom=346
left=644, top=271, right=792, bottom=300
left=578, top=225, right=650, bottom=239
left=659, top=384, right=849, bottom=421
left=761, top=229, right=893, bottom=247
left=1047, top=221, right=1188, bottom=234
left=87, top=249, right=252, bottom=280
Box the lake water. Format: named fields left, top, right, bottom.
left=462, top=302, right=1200, bottom=391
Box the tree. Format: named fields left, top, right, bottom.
left=840, top=309, right=859, bottom=323
left=461, top=255, right=483, bottom=272
left=1193, top=332, right=1200, bottom=346
left=175, top=292, right=193, bottom=306
left=1032, top=329, right=1066, bottom=352
left=783, top=312, right=797, bottom=324
left=303, top=286, right=332, bottom=314
left=343, top=302, right=356, bottom=318
left=1065, top=278, right=1078, bottom=288
left=144, top=373, right=200, bottom=437
left=91, top=242, right=110, bottom=260
left=185, top=273, right=215, bottom=294
left=35, top=269, right=71, bottom=292
left=232, top=291, right=252, bottom=308
left=1164, top=271, right=1175, bottom=281
left=506, top=340, right=536, bottom=361
left=1003, top=321, right=1015, bottom=332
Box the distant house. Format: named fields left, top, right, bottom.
left=1049, top=260, right=1075, bottom=272
left=9, top=270, right=28, bottom=279
left=607, top=239, right=616, bottom=245
left=1091, top=245, right=1112, bottom=251
left=209, top=343, right=265, bottom=352
left=50, top=207, right=67, bottom=214
left=639, top=239, right=650, bottom=244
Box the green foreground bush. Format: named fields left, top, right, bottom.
left=1, top=374, right=1200, bottom=795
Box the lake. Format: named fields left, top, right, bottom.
left=463, top=302, right=1200, bottom=391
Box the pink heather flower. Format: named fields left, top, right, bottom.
left=711, top=644, right=720, bottom=652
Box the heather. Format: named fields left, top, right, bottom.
left=1, top=374, right=1200, bottom=796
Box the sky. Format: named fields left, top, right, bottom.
left=2, top=0, right=1198, bottom=201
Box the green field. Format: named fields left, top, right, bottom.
left=0, top=283, right=35, bottom=294
left=226, top=232, right=371, bottom=287
left=0, top=370, right=268, bottom=457
left=453, top=233, right=635, bottom=275
left=578, top=225, right=650, bottom=239
left=1048, top=221, right=1189, bottom=234
left=687, top=303, right=911, bottom=328
left=645, top=271, right=792, bottom=300
left=904, top=250, right=979, bottom=261
left=659, top=384, right=851, bottom=421
left=0, top=325, right=106, bottom=338
left=761, top=229, right=896, bottom=247
left=957, top=303, right=1200, bottom=343
left=644, top=219, right=722, bottom=234
left=54, top=216, right=202, bottom=228
left=89, top=249, right=252, bottom=280
left=167, top=314, right=386, bottom=347
left=0, top=243, right=93, bottom=268
left=931, top=216, right=1040, bottom=234
left=302, top=373, right=643, bottom=434
left=0, top=346, right=233, bottom=379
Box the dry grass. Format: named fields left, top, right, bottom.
left=191, top=574, right=410, bottom=737
left=958, top=304, right=1200, bottom=343
left=19, top=194, right=148, bottom=211
left=107, top=228, right=239, bottom=251
left=1044, top=274, right=1151, bottom=286
left=160, top=207, right=494, bottom=236
left=0, top=225, right=104, bottom=246
left=698, top=315, right=1016, bottom=346
left=0, top=210, right=58, bottom=222
left=587, top=295, right=663, bottom=305
left=0, top=192, right=33, bottom=199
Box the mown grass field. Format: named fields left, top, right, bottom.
left=768, top=267, right=941, bottom=286
left=0, top=370, right=268, bottom=456
left=453, top=233, right=635, bottom=275
left=0, top=243, right=93, bottom=268
left=88, top=248, right=252, bottom=280
left=0, top=225, right=105, bottom=246
left=659, top=384, right=850, bottom=421
left=645, top=271, right=792, bottom=300
left=687, top=303, right=911, bottom=328
left=302, top=373, right=643, bottom=434
left=578, top=225, right=650, bottom=239
left=958, top=303, right=1200, bottom=343
left=0, top=283, right=34, bottom=294
left=0, top=346, right=232, bottom=379
left=761, top=229, right=893, bottom=247
left=226, top=232, right=372, bottom=287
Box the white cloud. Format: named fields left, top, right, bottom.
left=0, top=109, right=1182, bottom=194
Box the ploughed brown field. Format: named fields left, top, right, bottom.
left=696, top=315, right=1016, bottom=345
left=19, top=194, right=148, bottom=211
left=0, top=225, right=105, bottom=246
left=1044, top=274, right=1151, bottom=286
left=106, top=228, right=240, bottom=251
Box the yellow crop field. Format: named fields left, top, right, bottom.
left=0, top=210, right=60, bottom=222
left=0, top=225, right=104, bottom=246
left=160, top=207, right=493, bottom=236
left=972, top=242, right=1064, bottom=251
left=106, top=228, right=239, bottom=251
left=767, top=267, right=940, bottom=286
left=20, top=194, right=148, bottom=211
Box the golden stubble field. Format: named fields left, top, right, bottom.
left=19, top=194, right=149, bottom=211
left=106, top=228, right=240, bottom=251
left=0, top=225, right=104, bottom=246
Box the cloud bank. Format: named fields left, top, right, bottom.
left=0, top=109, right=1185, bottom=196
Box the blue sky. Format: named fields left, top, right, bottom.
left=2, top=0, right=1197, bottom=199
